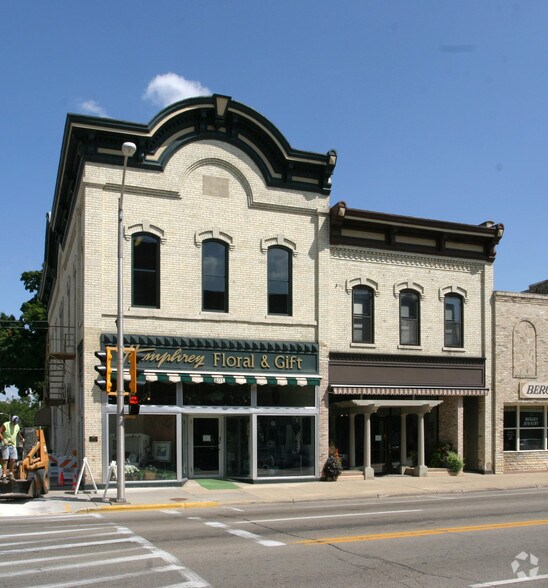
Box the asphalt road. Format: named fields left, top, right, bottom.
left=1, top=488, right=547, bottom=587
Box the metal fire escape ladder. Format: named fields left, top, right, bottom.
left=45, top=326, right=76, bottom=406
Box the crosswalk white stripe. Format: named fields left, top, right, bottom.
left=11, top=552, right=162, bottom=577
left=0, top=535, right=136, bottom=555
left=1, top=519, right=210, bottom=588
left=30, top=564, right=208, bottom=588
left=0, top=546, right=142, bottom=568
left=0, top=523, right=116, bottom=540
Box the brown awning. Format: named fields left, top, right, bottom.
left=330, top=386, right=488, bottom=397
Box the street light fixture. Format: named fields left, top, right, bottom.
left=115, top=141, right=136, bottom=503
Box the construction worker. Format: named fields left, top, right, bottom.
left=0, top=416, right=25, bottom=481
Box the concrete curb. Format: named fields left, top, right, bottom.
left=72, top=482, right=548, bottom=513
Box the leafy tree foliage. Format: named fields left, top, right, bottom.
left=0, top=396, right=39, bottom=427
left=0, top=271, right=47, bottom=398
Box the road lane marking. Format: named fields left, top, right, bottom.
left=200, top=520, right=286, bottom=547
left=470, top=572, right=548, bottom=586
left=228, top=529, right=285, bottom=547
left=294, top=518, right=548, bottom=545
left=236, top=508, right=422, bottom=524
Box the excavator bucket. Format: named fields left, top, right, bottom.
left=0, top=477, right=39, bottom=499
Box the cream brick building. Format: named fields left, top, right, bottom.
left=40, top=95, right=335, bottom=483
left=40, top=95, right=506, bottom=484
left=327, top=202, right=503, bottom=476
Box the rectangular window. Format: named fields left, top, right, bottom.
left=444, top=295, right=463, bottom=347
left=257, top=416, right=315, bottom=477
left=400, top=291, right=420, bottom=345
left=503, top=406, right=547, bottom=451
left=268, top=247, right=292, bottom=315
left=257, top=385, right=316, bottom=407
left=503, top=406, right=517, bottom=451
left=353, top=287, right=373, bottom=343
left=132, top=234, right=160, bottom=307
left=519, top=406, right=545, bottom=450
left=203, top=240, right=228, bottom=312
left=183, top=383, right=251, bottom=406
left=108, top=414, right=177, bottom=481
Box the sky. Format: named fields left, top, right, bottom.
left=1, top=1, right=546, bottom=317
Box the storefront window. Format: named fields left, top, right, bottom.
left=519, top=407, right=545, bottom=451
left=108, top=414, right=178, bottom=481
left=257, top=385, right=315, bottom=407
left=257, top=416, right=314, bottom=477
left=503, top=406, right=547, bottom=451
left=503, top=407, right=517, bottom=451
left=225, top=416, right=250, bottom=478
left=183, top=383, right=251, bottom=406
left=140, top=381, right=176, bottom=405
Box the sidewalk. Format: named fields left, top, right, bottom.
left=2, top=471, right=546, bottom=516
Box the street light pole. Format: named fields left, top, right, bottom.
left=115, top=141, right=137, bottom=503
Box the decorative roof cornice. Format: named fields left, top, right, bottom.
left=330, top=201, right=504, bottom=263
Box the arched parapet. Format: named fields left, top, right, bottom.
left=67, top=94, right=336, bottom=196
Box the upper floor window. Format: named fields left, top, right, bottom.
left=132, top=233, right=160, bottom=307
left=267, top=246, right=292, bottom=315
left=352, top=286, right=374, bottom=343
left=203, top=240, right=228, bottom=312
left=444, top=294, right=463, bottom=347
left=400, top=290, right=420, bottom=345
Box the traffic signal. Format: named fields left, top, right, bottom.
left=128, top=394, right=140, bottom=416
left=128, top=348, right=146, bottom=395
left=94, top=347, right=114, bottom=394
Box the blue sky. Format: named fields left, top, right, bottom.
left=1, top=1, right=546, bottom=317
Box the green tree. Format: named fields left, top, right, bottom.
left=0, top=271, right=47, bottom=399
left=0, top=396, right=39, bottom=427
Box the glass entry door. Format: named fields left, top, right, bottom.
left=192, top=417, right=220, bottom=477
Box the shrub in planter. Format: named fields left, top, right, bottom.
left=322, top=443, right=343, bottom=481
left=445, top=451, right=464, bottom=473
left=429, top=442, right=454, bottom=468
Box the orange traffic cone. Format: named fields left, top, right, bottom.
left=58, top=469, right=64, bottom=486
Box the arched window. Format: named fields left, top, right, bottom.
left=132, top=233, right=160, bottom=307
left=400, top=290, right=420, bottom=345
left=352, top=286, right=374, bottom=343
left=267, top=246, right=292, bottom=315
left=203, top=240, right=228, bottom=312
left=444, top=294, right=463, bottom=347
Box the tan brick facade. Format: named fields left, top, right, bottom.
left=493, top=290, right=548, bottom=472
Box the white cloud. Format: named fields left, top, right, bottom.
left=143, top=73, right=211, bottom=108
left=79, top=99, right=108, bottom=117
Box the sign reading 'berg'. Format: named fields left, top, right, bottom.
left=520, top=382, right=548, bottom=399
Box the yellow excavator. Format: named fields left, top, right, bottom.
left=0, top=428, right=50, bottom=499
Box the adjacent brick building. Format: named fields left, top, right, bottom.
left=493, top=283, right=548, bottom=472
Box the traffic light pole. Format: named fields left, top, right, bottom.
left=115, top=142, right=136, bottom=503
